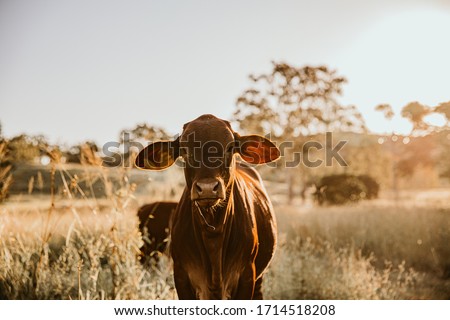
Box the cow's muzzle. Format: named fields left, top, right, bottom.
left=191, top=178, right=226, bottom=207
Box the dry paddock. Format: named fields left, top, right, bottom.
left=0, top=190, right=449, bottom=299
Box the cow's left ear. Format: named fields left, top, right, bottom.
left=235, top=134, right=280, bottom=164
left=135, top=137, right=179, bottom=170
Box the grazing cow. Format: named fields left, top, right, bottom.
left=312, top=184, right=327, bottom=205
left=357, top=174, right=380, bottom=199
left=313, top=174, right=370, bottom=205
left=135, top=114, right=280, bottom=299
left=137, top=201, right=177, bottom=263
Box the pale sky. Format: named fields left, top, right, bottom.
left=1, top=0, right=450, bottom=146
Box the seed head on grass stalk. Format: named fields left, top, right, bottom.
left=0, top=142, right=13, bottom=203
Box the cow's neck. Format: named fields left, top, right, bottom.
left=191, top=182, right=235, bottom=298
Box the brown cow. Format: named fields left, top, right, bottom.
left=135, top=114, right=280, bottom=299
left=137, top=201, right=177, bottom=263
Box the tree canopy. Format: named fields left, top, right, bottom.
left=233, top=62, right=366, bottom=138
left=434, top=101, right=450, bottom=126
left=400, top=101, right=431, bottom=132
left=119, top=123, right=169, bottom=144
left=375, top=104, right=395, bottom=120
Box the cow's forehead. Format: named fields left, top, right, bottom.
left=180, top=114, right=234, bottom=145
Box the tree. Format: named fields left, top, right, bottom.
left=432, top=102, right=450, bottom=181
left=103, top=123, right=171, bottom=168
left=396, top=135, right=436, bottom=177
left=65, top=141, right=99, bottom=164
left=119, top=123, right=169, bottom=144
left=439, top=134, right=450, bottom=181
left=234, top=62, right=366, bottom=137
left=401, top=101, right=431, bottom=133
left=234, top=62, right=366, bottom=203
left=375, top=104, right=394, bottom=120
left=4, top=134, right=48, bottom=164
left=434, top=101, right=450, bottom=127
left=374, top=103, right=400, bottom=198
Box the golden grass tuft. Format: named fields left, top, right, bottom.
left=0, top=142, right=13, bottom=203
left=264, top=237, right=420, bottom=299
left=0, top=151, right=175, bottom=300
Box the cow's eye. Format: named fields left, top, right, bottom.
left=226, top=145, right=234, bottom=154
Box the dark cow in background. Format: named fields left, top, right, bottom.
left=135, top=114, right=280, bottom=299
left=313, top=173, right=380, bottom=205
left=137, top=201, right=177, bottom=263
left=357, top=174, right=380, bottom=199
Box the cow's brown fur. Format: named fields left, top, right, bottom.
left=135, top=114, right=279, bottom=299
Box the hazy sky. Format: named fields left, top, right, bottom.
left=1, top=0, right=450, bottom=146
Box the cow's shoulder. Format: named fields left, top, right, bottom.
left=234, top=161, right=273, bottom=215
left=235, top=161, right=263, bottom=185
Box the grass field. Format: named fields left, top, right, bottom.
left=0, top=164, right=449, bottom=299
left=266, top=202, right=450, bottom=299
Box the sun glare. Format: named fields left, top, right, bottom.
left=337, top=8, right=450, bottom=134
left=424, top=112, right=447, bottom=127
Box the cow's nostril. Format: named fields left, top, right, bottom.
left=212, top=183, right=219, bottom=193
left=196, top=183, right=203, bottom=194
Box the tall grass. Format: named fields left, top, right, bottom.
left=267, top=202, right=450, bottom=299
left=0, top=150, right=449, bottom=299
left=276, top=204, right=450, bottom=276
left=264, top=237, right=420, bottom=299
left=0, top=208, right=174, bottom=299
left=0, top=147, right=175, bottom=299
left=0, top=142, right=13, bottom=203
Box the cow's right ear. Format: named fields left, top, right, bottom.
left=135, top=138, right=179, bottom=170
left=234, top=134, right=280, bottom=164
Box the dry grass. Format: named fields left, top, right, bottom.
left=264, top=237, right=420, bottom=299
left=0, top=202, right=176, bottom=300
left=0, top=159, right=449, bottom=299
left=0, top=142, right=13, bottom=203
left=275, top=202, right=450, bottom=276
left=0, top=206, right=175, bottom=299
left=1, top=153, right=177, bottom=300
left=265, top=201, right=450, bottom=299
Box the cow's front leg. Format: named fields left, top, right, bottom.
left=233, top=264, right=257, bottom=299
left=173, top=263, right=196, bottom=299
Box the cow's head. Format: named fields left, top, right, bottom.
left=135, top=114, right=280, bottom=208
